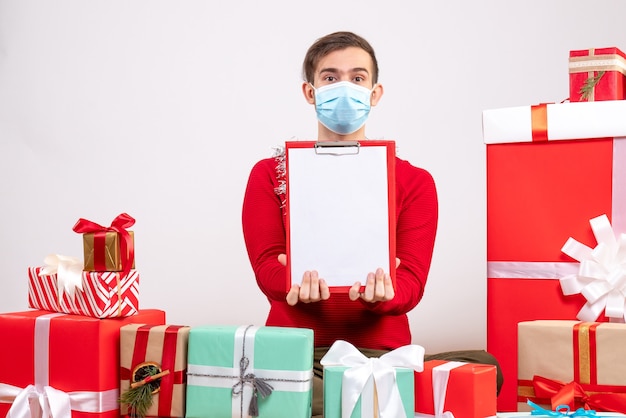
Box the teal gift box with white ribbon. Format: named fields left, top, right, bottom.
left=321, top=340, right=424, bottom=418
left=186, top=325, right=314, bottom=418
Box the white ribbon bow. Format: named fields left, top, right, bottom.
left=320, top=340, right=424, bottom=418
left=560, top=214, right=626, bottom=322
left=0, top=383, right=119, bottom=418
left=3, top=384, right=71, bottom=418
left=39, top=254, right=84, bottom=299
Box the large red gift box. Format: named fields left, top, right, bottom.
left=569, top=47, right=626, bottom=102
left=414, top=360, right=497, bottom=418
left=28, top=266, right=140, bottom=318
left=0, top=309, right=166, bottom=418
left=483, top=101, right=626, bottom=411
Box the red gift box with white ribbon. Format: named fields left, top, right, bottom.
left=414, top=360, right=497, bottom=418
left=0, top=309, right=166, bottom=418
left=482, top=101, right=626, bottom=411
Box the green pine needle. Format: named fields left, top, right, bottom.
left=119, top=384, right=155, bottom=418
left=578, top=70, right=605, bottom=101
left=119, top=364, right=160, bottom=418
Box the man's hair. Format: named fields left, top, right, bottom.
left=302, top=31, right=379, bottom=85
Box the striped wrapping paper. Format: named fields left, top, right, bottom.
left=28, top=266, right=139, bottom=318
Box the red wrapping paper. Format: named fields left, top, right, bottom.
left=414, top=360, right=497, bottom=417
left=120, top=324, right=190, bottom=418
left=0, top=309, right=166, bottom=418
left=486, top=137, right=621, bottom=411
left=569, top=47, right=626, bottom=102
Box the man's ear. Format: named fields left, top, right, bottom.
left=370, top=83, right=384, bottom=107
left=302, top=82, right=315, bottom=104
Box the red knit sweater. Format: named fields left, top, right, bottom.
left=241, top=148, right=438, bottom=350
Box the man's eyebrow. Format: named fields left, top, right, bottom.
left=318, top=67, right=370, bottom=75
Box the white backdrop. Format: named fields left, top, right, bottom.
left=1, top=0, right=624, bottom=354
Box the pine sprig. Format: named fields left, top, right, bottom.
left=119, top=364, right=169, bottom=418
left=578, top=70, right=605, bottom=101
left=119, top=383, right=155, bottom=418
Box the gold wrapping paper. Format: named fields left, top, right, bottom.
left=82, top=230, right=135, bottom=271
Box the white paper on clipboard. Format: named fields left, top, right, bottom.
left=285, top=140, right=395, bottom=290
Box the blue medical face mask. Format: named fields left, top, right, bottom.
left=312, top=81, right=374, bottom=135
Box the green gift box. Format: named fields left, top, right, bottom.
left=186, top=325, right=313, bottom=418
left=324, top=366, right=414, bottom=418
left=321, top=340, right=422, bottom=418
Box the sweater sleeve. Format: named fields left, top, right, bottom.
left=241, top=158, right=289, bottom=301
left=366, top=160, right=439, bottom=315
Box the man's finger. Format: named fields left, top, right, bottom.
left=299, top=271, right=312, bottom=302
left=309, top=270, right=320, bottom=301
left=286, top=284, right=300, bottom=306
left=363, top=272, right=376, bottom=301
left=374, top=268, right=386, bottom=299
left=320, top=279, right=331, bottom=301
left=278, top=254, right=287, bottom=266
left=348, top=282, right=362, bottom=301
left=384, top=274, right=395, bottom=301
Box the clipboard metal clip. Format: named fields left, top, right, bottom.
left=314, top=141, right=360, bottom=156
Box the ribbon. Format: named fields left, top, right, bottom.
left=0, top=313, right=119, bottom=418
left=532, top=375, right=626, bottom=413
left=72, top=213, right=135, bottom=280
left=414, top=361, right=466, bottom=418
left=320, top=340, right=425, bottom=418
left=569, top=52, right=626, bottom=76
left=559, top=214, right=626, bottom=322
left=527, top=400, right=598, bottom=416
left=38, top=254, right=84, bottom=299
left=232, top=356, right=274, bottom=417
left=186, top=325, right=313, bottom=418
left=120, top=325, right=188, bottom=416
left=531, top=104, right=549, bottom=142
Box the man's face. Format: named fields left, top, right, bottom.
left=313, top=47, right=375, bottom=89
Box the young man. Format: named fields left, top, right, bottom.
left=242, top=31, right=501, bottom=417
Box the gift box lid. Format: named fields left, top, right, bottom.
left=569, top=46, right=626, bottom=73
left=482, top=101, right=626, bottom=144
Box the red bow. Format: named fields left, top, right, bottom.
left=533, top=375, right=626, bottom=413
left=72, top=213, right=135, bottom=279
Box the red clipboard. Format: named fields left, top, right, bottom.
left=285, top=140, right=396, bottom=293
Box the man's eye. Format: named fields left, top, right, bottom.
left=354, top=76, right=364, bottom=82
left=324, top=76, right=336, bottom=82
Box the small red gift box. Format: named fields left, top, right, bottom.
left=569, top=47, right=626, bottom=102
left=0, top=309, right=166, bottom=418
left=120, top=324, right=191, bottom=418
left=517, top=320, right=626, bottom=413
left=414, top=360, right=497, bottom=418
left=482, top=101, right=626, bottom=411
left=28, top=266, right=140, bottom=318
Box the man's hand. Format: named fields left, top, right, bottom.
left=348, top=258, right=401, bottom=303
left=279, top=254, right=331, bottom=306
